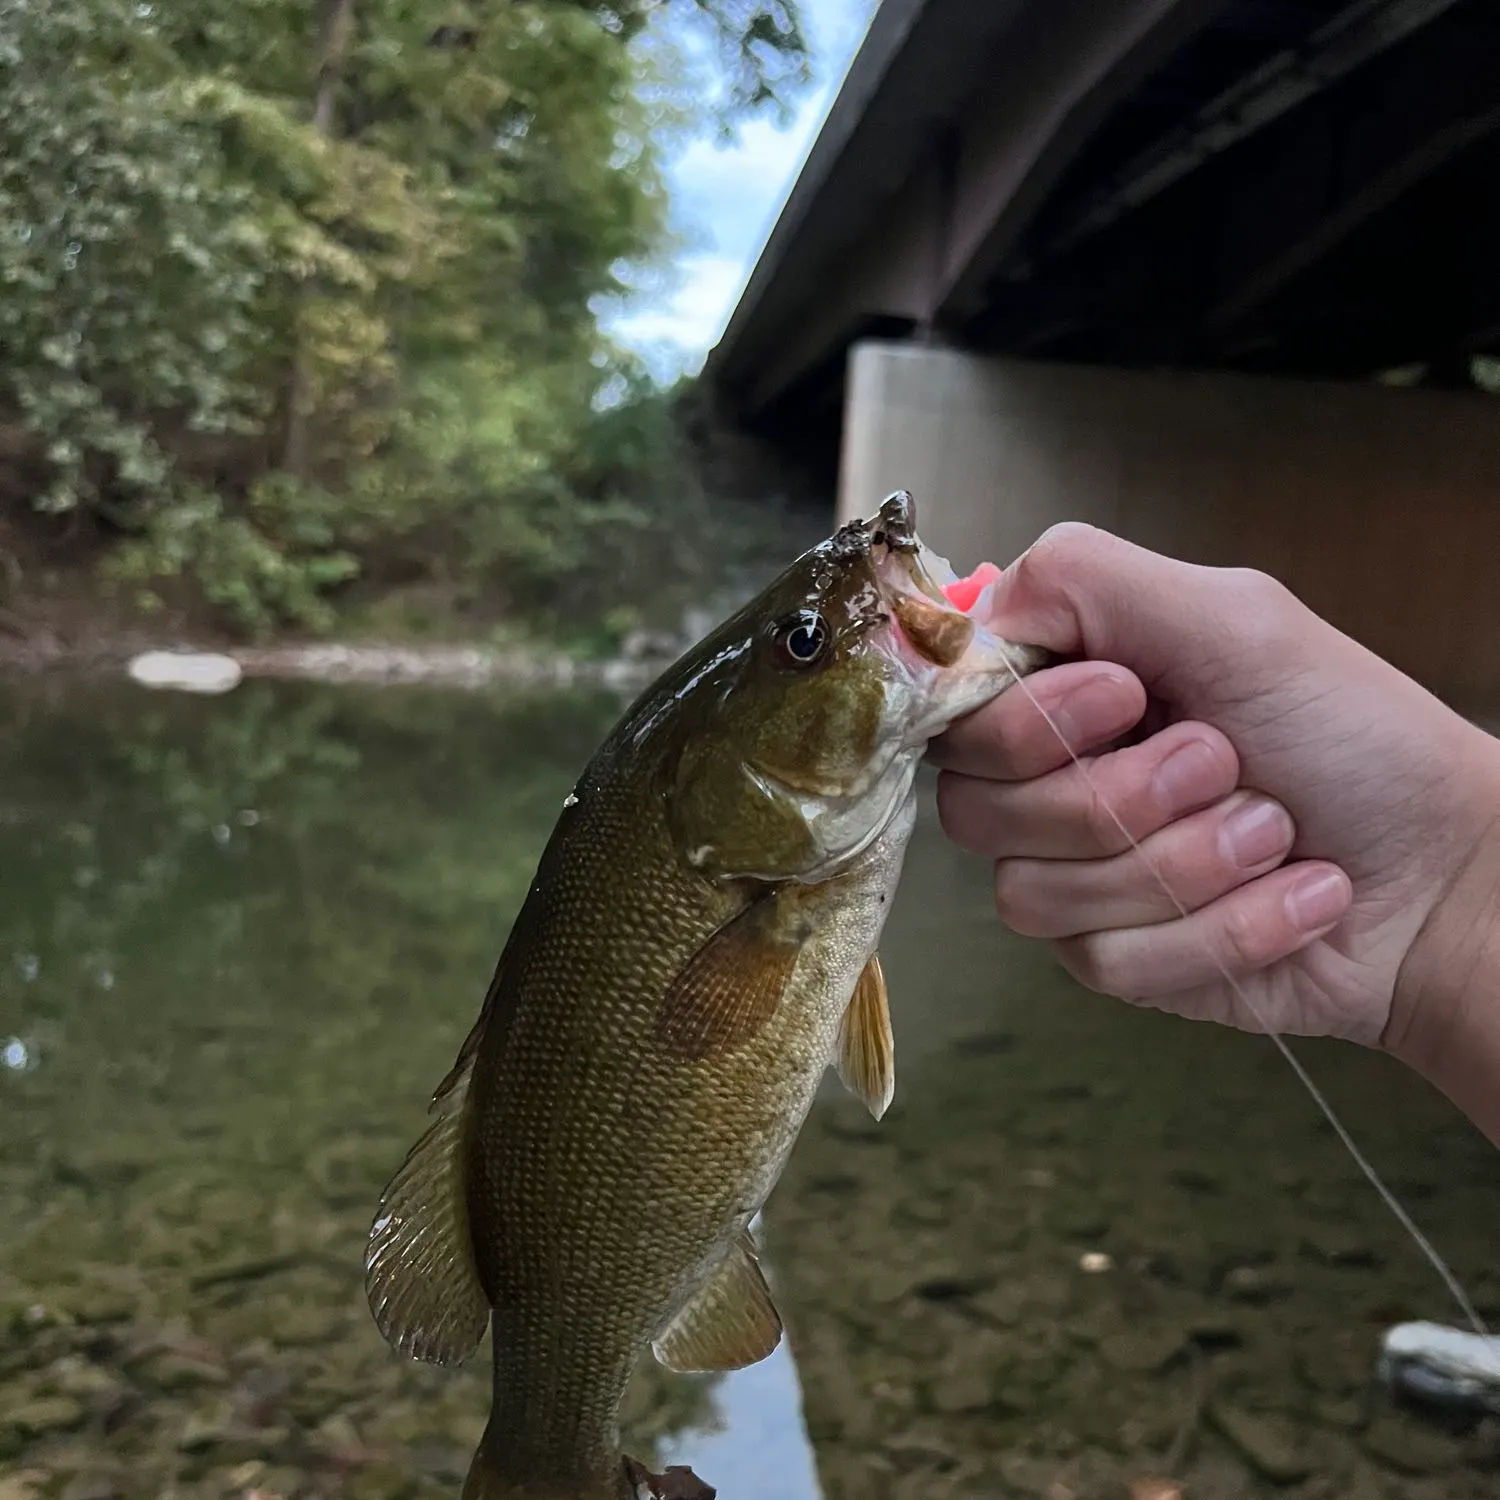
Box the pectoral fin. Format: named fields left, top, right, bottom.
left=652, top=1229, right=783, bottom=1373
left=365, top=998, right=492, bottom=1367
left=655, top=894, right=801, bottom=1060
left=836, top=953, right=895, bottom=1120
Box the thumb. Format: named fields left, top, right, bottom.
left=983, top=522, right=1285, bottom=692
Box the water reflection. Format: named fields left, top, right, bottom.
left=660, top=1344, right=823, bottom=1500
left=0, top=678, right=732, bottom=1498
left=0, top=680, right=1496, bottom=1499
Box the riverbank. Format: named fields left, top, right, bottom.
left=0, top=631, right=682, bottom=695
left=0, top=541, right=666, bottom=694
left=0, top=522, right=698, bottom=695
left=0, top=451, right=822, bottom=696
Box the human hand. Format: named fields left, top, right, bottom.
left=931, top=523, right=1500, bottom=1102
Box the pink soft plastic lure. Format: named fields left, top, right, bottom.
left=940, top=560, right=1004, bottom=615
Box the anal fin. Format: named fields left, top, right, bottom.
left=365, top=1021, right=490, bottom=1367
left=836, top=953, right=895, bottom=1120
left=652, top=1229, right=783, bottom=1373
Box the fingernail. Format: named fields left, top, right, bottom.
left=1220, top=798, right=1292, bottom=869
left=1052, top=673, right=1132, bottom=748
left=1287, top=870, right=1348, bottom=932
left=1151, top=739, right=1220, bottom=812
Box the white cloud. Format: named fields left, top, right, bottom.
left=608, top=253, right=745, bottom=363
left=598, top=0, right=879, bottom=381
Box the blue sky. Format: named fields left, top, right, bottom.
left=600, top=0, right=879, bottom=381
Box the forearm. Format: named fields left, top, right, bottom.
left=1401, top=953, right=1500, bottom=1147
left=1388, top=743, right=1500, bottom=1146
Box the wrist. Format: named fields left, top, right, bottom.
left=1387, top=725, right=1500, bottom=1144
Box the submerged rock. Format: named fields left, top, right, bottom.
left=1299, top=1226, right=1382, bottom=1269
left=5, top=1395, right=87, bottom=1439
left=53, top=1288, right=135, bottom=1327
left=1378, top=1321, right=1500, bottom=1417
left=57, top=1478, right=125, bottom=1500
left=1207, top=1401, right=1311, bottom=1483
left=0, top=1474, right=48, bottom=1500
left=1221, top=1264, right=1292, bottom=1304
left=1097, top=1330, right=1184, bottom=1375
left=926, top=1370, right=994, bottom=1414
left=1361, top=1413, right=1466, bottom=1475
left=133, top=1350, right=229, bottom=1393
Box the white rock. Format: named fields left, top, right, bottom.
left=1378, top=1320, right=1500, bottom=1411
left=126, top=651, right=243, bottom=695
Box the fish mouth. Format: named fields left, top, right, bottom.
left=848, top=490, right=1051, bottom=700
left=735, top=492, right=1052, bottom=884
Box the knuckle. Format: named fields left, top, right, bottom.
left=934, top=771, right=964, bottom=840
left=936, top=772, right=993, bottom=854
left=1216, top=899, right=1276, bottom=971
left=1014, top=525, right=1122, bottom=588
left=1224, top=567, right=1296, bottom=631
left=1032, top=520, right=1108, bottom=556
left=1183, top=566, right=1305, bottom=674
left=1224, top=564, right=1285, bottom=600
left=1197, top=727, right=1243, bottom=791
left=1055, top=934, right=1118, bottom=997
left=1080, top=778, right=1131, bottom=853
left=1015, top=522, right=1111, bottom=589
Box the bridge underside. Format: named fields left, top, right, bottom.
left=708, top=0, right=1500, bottom=467
left=958, top=0, right=1500, bottom=381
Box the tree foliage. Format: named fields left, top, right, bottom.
left=0, top=0, right=808, bottom=635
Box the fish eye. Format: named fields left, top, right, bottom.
left=774, top=610, right=830, bottom=669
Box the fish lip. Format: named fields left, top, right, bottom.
left=847, top=491, right=1053, bottom=677
left=873, top=489, right=920, bottom=551
left=845, top=492, right=969, bottom=613
left=834, top=489, right=922, bottom=561
left=844, top=495, right=1054, bottom=733
left=841, top=490, right=1055, bottom=743
left=864, top=525, right=982, bottom=657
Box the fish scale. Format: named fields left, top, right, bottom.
left=472, top=788, right=755, bottom=1484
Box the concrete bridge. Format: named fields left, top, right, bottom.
left=704, top=0, right=1500, bottom=710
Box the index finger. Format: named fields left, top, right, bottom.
left=929, top=659, right=1146, bottom=780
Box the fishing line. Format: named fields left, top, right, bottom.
left=996, top=654, right=1495, bottom=1350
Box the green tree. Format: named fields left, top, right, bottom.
left=0, top=0, right=808, bottom=635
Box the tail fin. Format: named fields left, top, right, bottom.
left=459, top=1444, right=632, bottom=1500
left=460, top=1444, right=714, bottom=1500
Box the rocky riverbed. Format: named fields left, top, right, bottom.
left=0, top=1241, right=712, bottom=1500
left=3, top=678, right=1496, bottom=1500
left=763, top=1033, right=1500, bottom=1500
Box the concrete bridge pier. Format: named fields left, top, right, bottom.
left=837, top=339, right=1500, bottom=712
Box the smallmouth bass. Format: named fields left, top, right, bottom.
left=364, top=491, right=1048, bottom=1499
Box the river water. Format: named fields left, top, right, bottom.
left=1, top=678, right=1495, bottom=1500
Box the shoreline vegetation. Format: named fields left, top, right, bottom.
left=0, top=386, right=834, bottom=693
left=1, top=0, right=827, bottom=676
